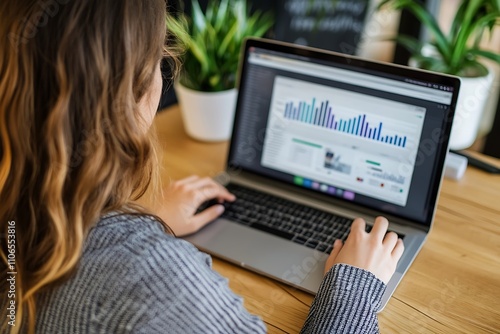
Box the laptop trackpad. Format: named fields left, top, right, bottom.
left=185, top=218, right=328, bottom=288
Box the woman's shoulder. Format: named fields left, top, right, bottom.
left=36, top=213, right=219, bottom=332
left=86, top=212, right=211, bottom=269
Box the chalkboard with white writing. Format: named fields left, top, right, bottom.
left=272, top=0, right=369, bottom=55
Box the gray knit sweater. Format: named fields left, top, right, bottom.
left=34, top=214, right=385, bottom=333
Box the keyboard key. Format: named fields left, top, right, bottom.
left=293, top=236, right=308, bottom=244
left=305, top=240, right=319, bottom=249
left=316, top=243, right=329, bottom=252
left=224, top=184, right=353, bottom=250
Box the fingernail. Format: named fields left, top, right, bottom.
left=216, top=204, right=225, bottom=213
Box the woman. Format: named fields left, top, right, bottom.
left=0, top=0, right=404, bottom=333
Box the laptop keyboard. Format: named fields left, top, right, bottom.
left=220, top=183, right=356, bottom=254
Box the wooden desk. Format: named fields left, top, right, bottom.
left=153, top=105, right=500, bottom=333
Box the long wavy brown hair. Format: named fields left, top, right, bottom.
left=0, top=0, right=176, bottom=332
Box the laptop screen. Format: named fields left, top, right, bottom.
left=228, top=39, right=459, bottom=225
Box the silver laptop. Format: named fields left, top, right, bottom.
left=185, top=38, right=460, bottom=311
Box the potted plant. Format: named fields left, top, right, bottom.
left=167, top=0, right=273, bottom=141
left=378, top=0, right=500, bottom=149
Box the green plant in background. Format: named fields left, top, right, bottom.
left=167, top=0, right=273, bottom=92
left=378, top=0, right=500, bottom=77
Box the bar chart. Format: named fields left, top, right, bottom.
left=283, top=98, right=408, bottom=148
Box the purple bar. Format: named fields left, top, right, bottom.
left=361, top=115, right=366, bottom=136
left=363, top=122, right=369, bottom=137
left=334, top=121, right=338, bottom=130
left=328, top=109, right=334, bottom=128
left=285, top=103, right=289, bottom=118
left=356, top=115, right=362, bottom=135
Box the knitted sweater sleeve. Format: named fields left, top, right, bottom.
left=33, top=214, right=384, bottom=333
left=300, top=264, right=386, bottom=333
left=128, top=236, right=266, bottom=334
left=131, top=236, right=385, bottom=334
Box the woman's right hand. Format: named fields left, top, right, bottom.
left=324, top=216, right=404, bottom=284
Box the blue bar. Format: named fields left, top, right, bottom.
left=403, top=137, right=407, bottom=147
left=323, top=101, right=329, bottom=126
left=356, top=115, right=362, bottom=135
left=321, top=107, right=327, bottom=127
left=372, top=127, right=377, bottom=139
left=285, top=104, right=289, bottom=118
left=316, top=103, right=323, bottom=125
left=394, top=135, right=398, bottom=146
left=318, top=107, right=324, bottom=126
left=308, top=106, right=313, bottom=123
left=334, top=121, right=338, bottom=130
left=343, top=121, right=347, bottom=132
left=398, top=137, right=402, bottom=146
left=377, top=123, right=382, bottom=140
left=339, top=120, right=343, bottom=131
left=385, top=136, right=389, bottom=143
left=348, top=119, right=352, bottom=133
left=311, top=98, right=316, bottom=122
left=389, top=137, right=393, bottom=144
left=363, top=122, right=369, bottom=137
left=325, top=109, right=331, bottom=127
left=352, top=117, right=357, bottom=134
left=361, top=115, right=366, bottom=136
left=368, top=128, right=372, bottom=138
left=328, top=109, right=334, bottom=128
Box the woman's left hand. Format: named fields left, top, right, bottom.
left=157, top=175, right=236, bottom=236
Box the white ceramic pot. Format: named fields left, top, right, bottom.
left=175, top=82, right=237, bottom=142
left=449, top=70, right=494, bottom=150
left=409, top=51, right=495, bottom=150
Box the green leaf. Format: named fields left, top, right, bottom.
left=218, top=21, right=238, bottom=57
left=391, top=35, right=425, bottom=56
left=168, top=0, right=273, bottom=91
left=214, top=0, right=229, bottom=31
left=469, top=48, right=500, bottom=63
left=189, top=37, right=210, bottom=75
left=191, top=0, right=207, bottom=33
